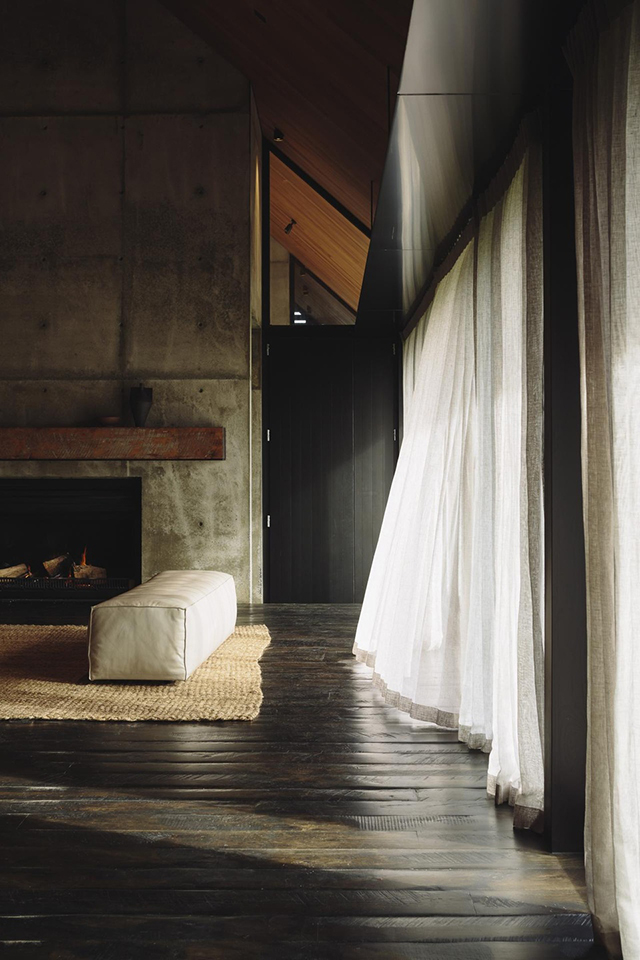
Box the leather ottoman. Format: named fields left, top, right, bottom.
left=88, top=570, right=237, bottom=681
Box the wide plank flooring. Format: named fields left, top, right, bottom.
left=0, top=603, right=603, bottom=959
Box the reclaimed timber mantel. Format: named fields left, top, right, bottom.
left=0, top=427, right=225, bottom=461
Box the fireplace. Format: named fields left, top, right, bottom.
left=0, top=479, right=142, bottom=600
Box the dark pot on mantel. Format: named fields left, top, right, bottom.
left=129, top=384, right=153, bottom=427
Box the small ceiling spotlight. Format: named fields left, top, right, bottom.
left=293, top=310, right=306, bottom=325
left=284, top=218, right=297, bottom=235
left=273, top=128, right=285, bottom=142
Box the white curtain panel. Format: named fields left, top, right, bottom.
left=355, top=242, right=476, bottom=727
left=473, top=156, right=545, bottom=828
left=402, top=299, right=433, bottom=417
left=568, top=1, right=640, bottom=954
left=354, top=150, right=544, bottom=829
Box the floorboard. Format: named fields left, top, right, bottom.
left=0, top=602, right=603, bottom=958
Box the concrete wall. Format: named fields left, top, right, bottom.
left=0, top=0, right=262, bottom=600
left=270, top=238, right=291, bottom=326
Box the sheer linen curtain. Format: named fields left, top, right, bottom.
left=402, top=299, right=433, bottom=419
left=355, top=242, right=476, bottom=727
left=354, top=148, right=544, bottom=829
left=568, top=1, right=640, bottom=954
left=473, top=152, right=545, bottom=829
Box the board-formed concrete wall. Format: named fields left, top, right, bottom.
left=0, top=0, right=261, bottom=600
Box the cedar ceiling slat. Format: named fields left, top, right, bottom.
left=270, top=155, right=368, bottom=312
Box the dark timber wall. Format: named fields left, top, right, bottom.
left=265, top=329, right=397, bottom=603
left=0, top=0, right=262, bottom=599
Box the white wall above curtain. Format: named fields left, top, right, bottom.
left=567, top=0, right=640, bottom=954
left=354, top=143, right=544, bottom=830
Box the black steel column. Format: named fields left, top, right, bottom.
left=542, top=54, right=588, bottom=853
left=261, top=137, right=272, bottom=601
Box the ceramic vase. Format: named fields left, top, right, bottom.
left=129, top=384, right=153, bottom=427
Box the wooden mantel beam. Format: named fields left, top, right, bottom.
left=0, top=428, right=225, bottom=461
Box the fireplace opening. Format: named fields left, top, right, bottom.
left=0, top=479, right=142, bottom=600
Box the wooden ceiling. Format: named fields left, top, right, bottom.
left=161, top=0, right=413, bottom=310
left=292, top=261, right=355, bottom=326
left=271, top=155, right=368, bottom=311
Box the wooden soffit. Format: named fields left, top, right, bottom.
left=270, top=154, right=368, bottom=311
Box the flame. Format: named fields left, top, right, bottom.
left=81, top=546, right=87, bottom=566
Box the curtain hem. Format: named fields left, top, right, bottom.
left=487, top=775, right=544, bottom=832
left=458, top=725, right=492, bottom=754
left=354, top=644, right=544, bottom=834
left=353, top=643, right=493, bottom=753
left=353, top=642, right=459, bottom=727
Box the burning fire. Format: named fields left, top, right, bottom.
left=71, top=548, right=107, bottom=581
left=0, top=549, right=107, bottom=585
left=67, top=548, right=89, bottom=577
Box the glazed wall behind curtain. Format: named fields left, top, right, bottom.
left=355, top=148, right=544, bottom=828
left=567, top=0, right=640, bottom=953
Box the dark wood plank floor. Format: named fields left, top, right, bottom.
left=0, top=603, right=603, bottom=959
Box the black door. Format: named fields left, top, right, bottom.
left=265, top=330, right=397, bottom=602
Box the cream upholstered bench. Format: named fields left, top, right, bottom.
left=88, top=570, right=237, bottom=681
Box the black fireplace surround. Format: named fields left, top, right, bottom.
left=0, top=478, right=142, bottom=600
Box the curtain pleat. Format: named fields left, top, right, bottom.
left=567, top=0, right=640, bottom=954
left=355, top=148, right=545, bottom=829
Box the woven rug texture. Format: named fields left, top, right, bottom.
left=0, top=623, right=271, bottom=722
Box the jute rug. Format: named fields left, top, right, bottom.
left=0, top=623, right=270, bottom=721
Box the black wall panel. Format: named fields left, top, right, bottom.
left=266, top=331, right=397, bottom=603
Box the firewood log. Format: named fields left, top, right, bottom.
left=72, top=562, right=107, bottom=580
left=0, top=563, right=29, bottom=579
left=43, top=554, right=70, bottom=578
